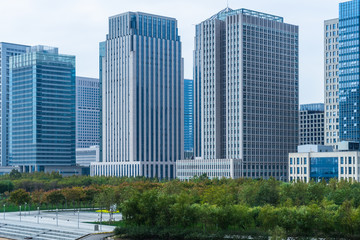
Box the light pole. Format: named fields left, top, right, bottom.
left=19, top=206, right=21, bottom=222
left=37, top=207, right=39, bottom=224
left=25, top=202, right=27, bottom=217
left=77, top=210, right=80, bottom=229
left=56, top=208, right=58, bottom=226
left=100, top=207, right=102, bottom=231
left=3, top=204, right=5, bottom=220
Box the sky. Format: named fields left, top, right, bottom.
left=0, top=0, right=346, bottom=104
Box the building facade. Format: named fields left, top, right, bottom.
left=184, top=79, right=194, bottom=156
left=176, top=158, right=242, bottom=180
left=76, top=145, right=99, bottom=167
left=76, top=76, right=100, bottom=148
left=299, top=103, right=324, bottom=145
left=324, top=19, right=340, bottom=148
left=9, top=46, right=76, bottom=172
left=91, top=12, right=184, bottom=179
left=289, top=145, right=360, bottom=182
left=0, top=42, right=30, bottom=166
left=339, top=0, right=360, bottom=142
left=184, top=8, right=299, bottom=180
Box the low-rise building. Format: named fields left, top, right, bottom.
left=76, top=145, right=99, bottom=167
left=176, top=158, right=243, bottom=180
left=289, top=143, right=360, bottom=182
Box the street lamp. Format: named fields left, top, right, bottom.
left=3, top=204, right=5, bottom=220
left=77, top=210, right=80, bottom=229
left=25, top=202, right=27, bottom=217
left=37, top=207, right=39, bottom=224
left=19, top=205, right=21, bottom=222
left=56, top=209, right=58, bottom=226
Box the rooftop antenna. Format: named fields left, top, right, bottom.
left=226, top=0, right=229, bottom=9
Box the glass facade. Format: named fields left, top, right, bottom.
left=0, top=42, right=30, bottom=166
left=310, top=157, right=338, bottom=181
left=339, top=0, right=360, bottom=141
left=184, top=79, right=193, bottom=153
left=76, top=76, right=100, bottom=148
left=9, top=46, right=76, bottom=171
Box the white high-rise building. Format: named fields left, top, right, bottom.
left=324, top=18, right=339, bottom=149
left=178, top=8, right=299, bottom=180
left=91, top=12, right=184, bottom=179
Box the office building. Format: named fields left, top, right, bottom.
left=184, top=79, right=194, bottom=157
left=91, top=12, right=184, bottom=178
left=339, top=0, right=360, bottom=142
left=9, top=46, right=76, bottom=172
left=0, top=42, right=30, bottom=166
left=76, top=76, right=100, bottom=148
left=178, top=8, right=299, bottom=180
left=299, top=103, right=325, bottom=145
left=289, top=144, right=360, bottom=182
left=324, top=18, right=340, bottom=148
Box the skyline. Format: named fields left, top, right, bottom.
left=0, top=0, right=345, bottom=104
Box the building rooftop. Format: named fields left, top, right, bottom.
left=300, top=103, right=324, bottom=112
left=206, top=8, right=283, bottom=22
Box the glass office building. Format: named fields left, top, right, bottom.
left=9, top=46, right=76, bottom=172
left=91, top=12, right=184, bottom=179
left=339, top=0, right=360, bottom=141
left=189, top=8, right=299, bottom=180
left=0, top=42, right=30, bottom=166
left=310, top=157, right=338, bottom=182
left=76, top=76, right=100, bottom=148
left=184, top=79, right=193, bottom=154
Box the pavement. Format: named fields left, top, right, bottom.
left=0, top=209, right=121, bottom=240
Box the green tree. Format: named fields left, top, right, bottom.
left=9, top=189, right=31, bottom=206
left=9, top=169, right=21, bottom=180
left=44, top=190, right=65, bottom=207
left=0, top=180, right=14, bottom=193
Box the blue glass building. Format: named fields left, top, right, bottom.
left=9, top=46, right=76, bottom=172
left=0, top=42, right=30, bottom=166
left=184, top=79, right=193, bottom=154
left=310, top=157, right=338, bottom=182
left=339, top=0, right=360, bottom=141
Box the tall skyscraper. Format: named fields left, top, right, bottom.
left=299, top=103, right=324, bottom=145
left=91, top=12, right=184, bottom=179
left=184, top=79, right=193, bottom=156
left=324, top=19, right=339, bottom=148
left=0, top=42, right=30, bottom=166
left=9, top=46, right=76, bottom=172
left=76, top=76, right=100, bottom=148
left=339, top=0, right=360, bottom=142
left=182, top=8, right=299, bottom=180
